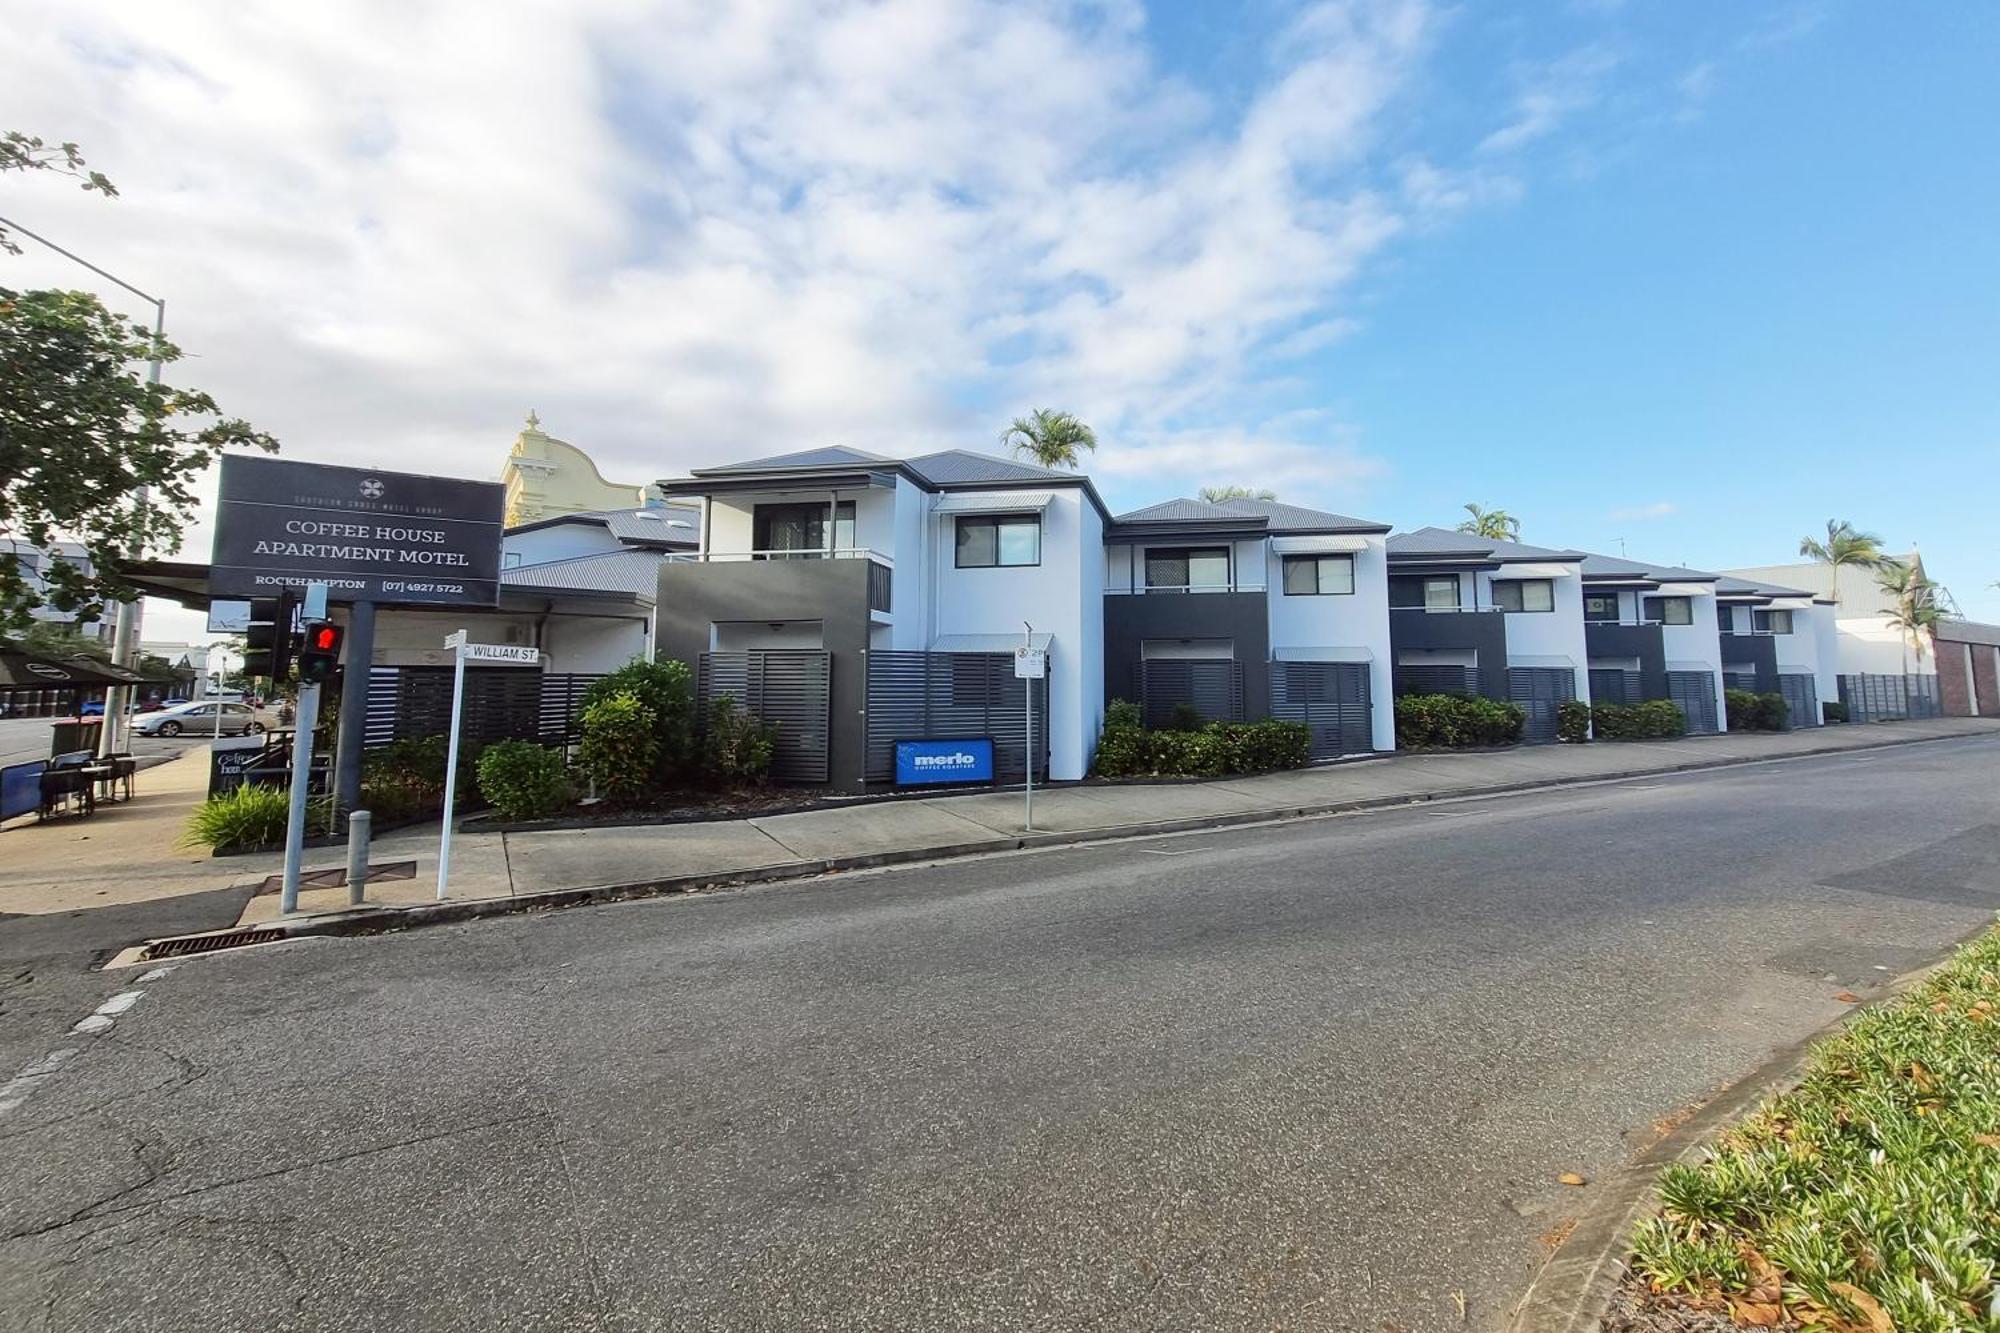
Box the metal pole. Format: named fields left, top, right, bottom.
left=436, top=639, right=468, bottom=900
left=345, top=810, right=372, bottom=906
left=278, top=681, right=321, bottom=915
left=334, top=600, right=375, bottom=813
left=1022, top=622, right=1034, bottom=832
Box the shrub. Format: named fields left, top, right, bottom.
left=360, top=734, right=474, bottom=815
left=1165, top=702, right=1206, bottom=733
left=475, top=741, right=571, bottom=821
left=1753, top=691, right=1789, bottom=731
left=185, top=783, right=292, bottom=850
left=1556, top=699, right=1593, bottom=743
left=184, top=784, right=333, bottom=850
left=581, top=658, right=695, bottom=783
left=578, top=692, right=660, bottom=802
left=1089, top=712, right=1311, bottom=778
left=1592, top=700, right=1686, bottom=740
left=1725, top=688, right=1791, bottom=732
left=703, top=694, right=777, bottom=781
left=1393, top=693, right=1525, bottom=749
left=1104, top=699, right=1142, bottom=731
left=1821, top=700, right=1848, bottom=724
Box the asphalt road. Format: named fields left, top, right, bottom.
left=0, top=716, right=197, bottom=769
left=2, top=736, right=1997, bottom=1332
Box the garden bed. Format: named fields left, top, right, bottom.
left=461, top=783, right=837, bottom=833
left=1611, top=924, right=2000, bottom=1333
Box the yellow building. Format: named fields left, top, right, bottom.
left=501, top=412, right=664, bottom=526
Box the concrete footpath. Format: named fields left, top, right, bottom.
left=175, top=714, right=2000, bottom=941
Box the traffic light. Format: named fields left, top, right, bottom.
left=297, top=621, right=344, bottom=684
left=241, top=587, right=300, bottom=681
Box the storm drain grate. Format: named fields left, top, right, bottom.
left=139, top=928, right=289, bottom=961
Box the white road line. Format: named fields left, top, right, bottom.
left=0, top=1048, right=81, bottom=1118
left=71, top=1015, right=114, bottom=1035
left=1139, top=847, right=1211, bottom=856
left=136, top=966, right=177, bottom=984
left=96, top=990, right=146, bottom=1017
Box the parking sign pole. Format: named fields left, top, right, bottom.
left=436, top=631, right=468, bottom=901
left=278, top=584, right=331, bottom=915
left=1022, top=623, right=1034, bottom=831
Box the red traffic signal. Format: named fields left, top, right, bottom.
left=297, top=621, right=345, bottom=683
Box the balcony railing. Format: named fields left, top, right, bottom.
left=667, top=547, right=893, bottom=565
left=1104, top=580, right=1267, bottom=595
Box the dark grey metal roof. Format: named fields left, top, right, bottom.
left=1388, top=526, right=1583, bottom=561
left=696, top=446, right=891, bottom=475
left=1712, top=573, right=1812, bottom=600
left=904, top=450, right=1082, bottom=486
left=1114, top=498, right=1253, bottom=525
left=503, top=549, right=665, bottom=600
left=1580, top=552, right=1719, bottom=583
left=1208, top=498, right=1391, bottom=534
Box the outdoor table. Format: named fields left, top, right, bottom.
left=95, top=755, right=137, bottom=802
left=37, top=767, right=97, bottom=820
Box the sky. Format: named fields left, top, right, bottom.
left=6, top=0, right=1997, bottom=644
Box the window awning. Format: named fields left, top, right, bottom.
left=1270, top=534, right=1369, bottom=555
left=1667, top=660, right=1715, bottom=673
left=1768, top=597, right=1814, bottom=610
left=929, top=632, right=1054, bottom=653
left=1493, top=562, right=1577, bottom=580
left=1654, top=582, right=1714, bottom=597
left=1272, top=645, right=1373, bottom=663
left=931, top=491, right=1055, bottom=515
left=1509, top=654, right=1578, bottom=670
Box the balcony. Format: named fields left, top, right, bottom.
left=662, top=548, right=895, bottom=615
left=1103, top=577, right=1268, bottom=595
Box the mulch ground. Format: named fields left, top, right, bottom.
left=1601, top=1277, right=1799, bottom=1332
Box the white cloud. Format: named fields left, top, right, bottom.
left=1606, top=501, right=1676, bottom=521
left=5, top=0, right=1516, bottom=552
left=1478, top=45, right=1621, bottom=153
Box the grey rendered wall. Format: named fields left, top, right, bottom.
left=1103, top=592, right=1272, bottom=719
left=1584, top=622, right=1669, bottom=700
left=1389, top=609, right=1510, bottom=699
left=658, top=561, right=871, bottom=790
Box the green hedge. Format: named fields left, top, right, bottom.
left=1725, top=688, right=1790, bottom=732
left=1393, top=693, right=1525, bottom=749
left=475, top=740, right=571, bottom=821
left=1821, top=700, right=1848, bottom=724
left=1556, top=699, right=1593, bottom=743
left=1591, top=699, right=1686, bottom=740
left=1092, top=703, right=1310, bottom=778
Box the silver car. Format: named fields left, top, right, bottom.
left=132, top=700, right=272, bottom=738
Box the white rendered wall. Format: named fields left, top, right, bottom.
left=1479, top=566, right=1591, bottom=706
left=1660, top=592, right=1727, bottom=730
left=542, top=615, right=650, bottom=673
left=888, top=479, right=929, bottom=650
left=1263, top=534, right=1394, bottom=751
left=1808, top=606, right=1841, bottom=705
left=1836, top=617, right=1937, bottom=675
left=931, top=489, right=1098, bottom=780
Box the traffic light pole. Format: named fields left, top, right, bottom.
left=278, top=679, right=320, bottom=916
left=333, top=600, right=375, bottom=814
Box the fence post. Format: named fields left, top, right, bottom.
left=345, top=810, right=371, bottom=906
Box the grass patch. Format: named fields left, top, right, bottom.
left=1626, top=922, right=2000, bottom=1332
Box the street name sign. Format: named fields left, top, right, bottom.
left=210, top=456, right=504, bottom=607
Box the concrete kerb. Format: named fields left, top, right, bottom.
left=1501, top=923, right=1992, bottom=1333
left=112, top=721, right=1996, bottom=963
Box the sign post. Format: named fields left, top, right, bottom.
left=435, top=634, right=542, bottom=900
left=1014, top=625, right=1046, bottom=832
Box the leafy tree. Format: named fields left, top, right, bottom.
left=1797, top=519, right=1889, bottom=607
left=1198, top=485, right=1278, bottom=503
left=19, top=621, right=111, bottom=660
left=1456, top=503, right=1521, bottom=542
left=1, top=291, right=279, bottom=631
left=999, top=409, right=1096, bottom=470
left=0, top=132, right=117, bottom=254
left=3, top=133, right=279, bottom=632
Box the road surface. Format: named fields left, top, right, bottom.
left=2, top=735, right=1996, bottom=1331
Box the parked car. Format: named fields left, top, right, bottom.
left=131, top=700, right=275, bottom=738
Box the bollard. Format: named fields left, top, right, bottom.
left=345, top=810, right=372, bottom=906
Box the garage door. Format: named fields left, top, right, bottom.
left=1269, top=662, right=1373, bottom=758
left=1779, top=674, right=1818, bottom=728
left=1507, top=667, right=1576, bottom=744
left=1667, top=671, right=1718, bottom=734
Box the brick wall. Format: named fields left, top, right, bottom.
left=1976, top=643, right=2000, bottom=717
left=1939, top=642, right=1975, bottom=716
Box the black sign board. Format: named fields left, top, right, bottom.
left=210, top=456, right=504, bottom=607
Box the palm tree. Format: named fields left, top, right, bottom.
left=1877, top=561, right=1944, bottom=711
left=1797, top=519, right=1889, bottom=607
left=1198, top=485, right=1278, bottom=504
left=1000, top=410, right=1096, bottom=470
left=1456, top=503, right=1521, bottom=542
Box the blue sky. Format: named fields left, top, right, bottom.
left=10, top=1, right=1998, bottom=629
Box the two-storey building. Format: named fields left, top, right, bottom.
left=1103, top=497, right=1394, bottom=757
left=656, top=447, right=1109, bottom=790
left=1711, top=575, right=1837, bottom=726
left=1578, top=553, right=1728, bottom=732
left=1382, top=529, right=1591, bottom=742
